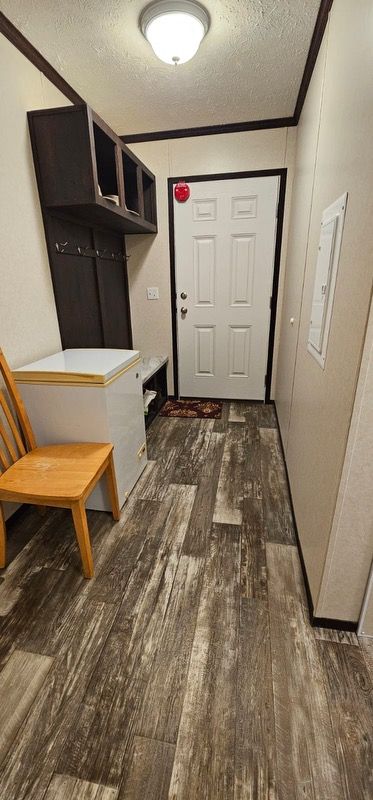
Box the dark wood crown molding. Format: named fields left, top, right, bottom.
left=121, top=116, right=296, bottom=144
left=1, top=0, right=333, bottom=141
left=121, top=0, right=334, bottom=144
left=0, top=11, right=85, bottom=105
left=293, top=0, right=334, bottom=123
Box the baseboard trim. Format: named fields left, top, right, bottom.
left=311, top=616, right=357, bottom=632
left=272, top=402, right=357, bottom=633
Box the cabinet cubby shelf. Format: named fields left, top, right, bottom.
left=28, top=104, right=157, bottom=235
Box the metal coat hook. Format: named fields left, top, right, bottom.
left=55, top=241, right=68, bottom=253
left=55, top=241, right=128, bottom=264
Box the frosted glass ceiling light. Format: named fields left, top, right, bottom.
left=140, top=0, right=210, bottom=65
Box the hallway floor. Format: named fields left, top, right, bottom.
left=0, top=402, right=372, bottom=799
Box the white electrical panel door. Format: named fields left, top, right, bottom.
left=308, top=192, right=348, bottom=368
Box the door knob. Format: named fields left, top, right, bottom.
left=181, top=291, right=187, bottom=299
left=180, top=307, right=188, bottom=315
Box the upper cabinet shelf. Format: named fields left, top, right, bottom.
left=28, top=105, right=157, bottom=235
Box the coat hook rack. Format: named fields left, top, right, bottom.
left=55, top=241, right=128, bottom=264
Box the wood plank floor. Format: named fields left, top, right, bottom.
left=0, top=402, right=372, bottom=799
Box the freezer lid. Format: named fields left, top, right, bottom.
left=13, top=348, right=141, bottom=385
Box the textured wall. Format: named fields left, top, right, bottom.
left=0, top=34, right=69, bottom=368
left=0, top=34, right=71, bottom=520
left=275, top=0, right=373, bottom=619
left=126, top=126, right=297, bottom=395
left=275, top=36, right=327, bottom=450
left=316, top=295, right=373, bottom=623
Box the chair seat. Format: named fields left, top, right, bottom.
left=0, top=442, right=113, bottom=504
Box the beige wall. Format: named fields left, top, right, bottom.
left=275, top=35, right=327, bottom=449
left=126, top=127, right=297, bottom=394
left=316, top=294, right=373, bottom=622
left=275, top=0, right=373, bottom=618
left=0, top=34, right=69, bottom=369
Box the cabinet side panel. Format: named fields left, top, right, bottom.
left=30, top=108, right=94, bottom=206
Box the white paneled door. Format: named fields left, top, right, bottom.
left=174, top=176, right=279, bottom=399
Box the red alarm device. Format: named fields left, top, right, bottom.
left=174, top=181, right=190, bottom=202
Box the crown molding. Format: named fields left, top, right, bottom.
left=1, top=1, right=334, bottom=141
left=0, top=11, right=84, bottom=105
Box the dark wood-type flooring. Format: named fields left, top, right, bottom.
left=0, top=402, right=372, bottom=799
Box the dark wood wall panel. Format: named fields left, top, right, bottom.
left=47, top=216, right=103, bottom=348
left=94, top=229, right=132, bottom=349
left=46, top=215, right=131, bottom=350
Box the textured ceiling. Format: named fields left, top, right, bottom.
left=1, top=0, right=321, bottom=135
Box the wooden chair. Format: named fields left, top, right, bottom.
left=0, top=349, right=120, bottom=578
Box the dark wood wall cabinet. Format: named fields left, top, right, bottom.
left=28, top=104, right=157, bottom=350
left=29, top=105, right=157, bottom=234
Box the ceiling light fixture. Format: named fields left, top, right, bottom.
left=140, top=0, right=210, bottom=66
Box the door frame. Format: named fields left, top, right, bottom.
left=167, top=168, right=287, bottom=402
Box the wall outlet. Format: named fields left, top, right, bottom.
left=147, top=287, right=159, bottom=300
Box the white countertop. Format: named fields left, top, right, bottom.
left=141, top=355, right=168, bottom=385
left=14, top=348, right=140, bottom=384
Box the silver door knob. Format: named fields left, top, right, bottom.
left=181, top=291, right=187, bottom=299
left=180, top=307, right=188, bottom=315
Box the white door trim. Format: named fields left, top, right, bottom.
left=168, top=169, right=287, bottom=400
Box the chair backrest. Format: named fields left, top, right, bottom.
left=0, top=349, right=36, bottom=472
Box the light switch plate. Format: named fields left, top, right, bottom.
left=147, top=287, right=159, bottom=300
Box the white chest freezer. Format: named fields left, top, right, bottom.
left=13, top=348, right=147, bottom=511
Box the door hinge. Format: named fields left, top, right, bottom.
left=269, top=296, right=272, bottom=309
left=264, top=374, right=267, bottom=387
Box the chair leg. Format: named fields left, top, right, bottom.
left=0, top=503, right=6, bottom=569
left=105, top=452, right=121, bottom=521
left=71, top=501, right=94, bottom=579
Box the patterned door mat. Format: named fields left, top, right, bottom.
left=160, top=399, right=223, bottom=419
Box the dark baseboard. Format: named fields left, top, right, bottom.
left=272, top=402, right=357, bottom=633
left=311, top=616, right=357, bottom=632
left=179, top=397, right=265, bottom=404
